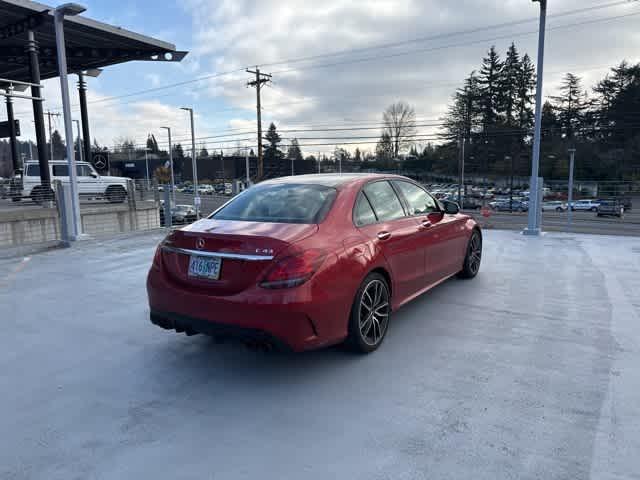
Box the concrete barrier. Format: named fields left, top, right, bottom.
left=0, top=201, right=160, bottom=250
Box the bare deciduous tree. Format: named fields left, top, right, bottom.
left=382, top=101, right=417, bottom=158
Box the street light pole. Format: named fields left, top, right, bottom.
left=181, top=107, right=199, bottom=217
left=524, top=0, right=547, bottom=236
left=72, top=119, right=82, bottom=162
left=567, top=147, right=576, bottom=231
left=54, top=2, right=86, bottom=241
left=144, top=147, right=150, bottom=190
left=161, top=126, right=175, bottom=204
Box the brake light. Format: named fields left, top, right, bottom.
left=152, top=232, right=177, bottom=270
left=151, top=245, right=163, bottom=270
left=260, top=249, right=326, bottom=289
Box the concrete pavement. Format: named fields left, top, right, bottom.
left=1, top=230, right=639, bottom=479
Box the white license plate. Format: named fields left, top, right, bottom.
left=188, top=255, right=222, bottom=280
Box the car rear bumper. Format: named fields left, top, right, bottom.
left=147, top=269, right=341, bottom=352
left=150, top=309, right=293, bottom=351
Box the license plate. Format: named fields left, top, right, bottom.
left=188, top=255, right=222, bottom=280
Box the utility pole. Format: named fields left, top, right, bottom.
left=318, top=152, right=321, bottom=173
left=247, top=67, right=271, bottom=181
left=46, top=110, right=61, bottom=159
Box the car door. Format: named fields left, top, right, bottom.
left=77, top=164, right=101, bottom=196
left=356, top=180, right=424, bottom=301
left=391, top=180, right=445, bottom=287
left=393, top=180, right=465, bottom=284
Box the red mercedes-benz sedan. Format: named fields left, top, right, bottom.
left=147, top=174, right=482, bottom=353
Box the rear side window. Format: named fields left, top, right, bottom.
left=52, top=165, right=69, bottom=176
left=211, top=183, right=337, bottom=224
left=354, top=193, right=377, bottom=226
left=363, top=181, right=405, bottom=222
left=26, top=164, right=40, bottom=177
left=393, top=180, right=437, bottom=215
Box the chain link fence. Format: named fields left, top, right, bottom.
left=2, top=170, right=639, bottom=254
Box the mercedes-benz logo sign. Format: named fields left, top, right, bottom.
left=93, top=154, right=107, bottom=170
left=196, top=238, right=205, bottom=250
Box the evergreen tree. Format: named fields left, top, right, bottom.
left=515, top=53, right=536, bottom=132
left=264, top=123, right=284, bottom=164
left=442, top=72, right=481, bottom=140
left=375, top=132, right=394, bottom=163
left=50, top=130, right=66, bottom=159
left=354, top=148, right=362, bottom=162
left=286, top=138, right=303, bottom=162
left=199, top=146, right=209, bottom=158
left=551, top=73, right=587, bottom=141
left=478, top=46, right=504, bottom=128
left=500, top=43, right=521, bottom=126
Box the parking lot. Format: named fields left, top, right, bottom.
left=1, top=229, right=639, bottom=479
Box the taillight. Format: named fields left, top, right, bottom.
left=260, top=249, right=326, bottom=289
left=152, top=232, right=176, bottom=270
left=151, top=245, right=163, bottom=270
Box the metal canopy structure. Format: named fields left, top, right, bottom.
left=0, top=0, right=188, bottom=82
left=0, top=0, right=188, bottom=196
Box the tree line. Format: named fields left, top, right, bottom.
left=436, top=44, right=640, bottom=182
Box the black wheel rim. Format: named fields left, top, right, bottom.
left=359, top=279, right=390, bottom=346
left=468, top=233, right=482, bottom=275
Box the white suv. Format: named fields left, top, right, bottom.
left=15, top=160, right=129, bottom=203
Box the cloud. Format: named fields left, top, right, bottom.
left=180, top=0, right=640, bottom=154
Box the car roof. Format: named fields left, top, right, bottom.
left=25, top=160, right=91, bottom=165
left=259, top=173, right=406, bottom=188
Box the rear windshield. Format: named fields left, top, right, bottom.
left=211, top=183, right=337, bottom=224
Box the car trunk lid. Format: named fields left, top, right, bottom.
left=161, top=218, right=318, bottom=295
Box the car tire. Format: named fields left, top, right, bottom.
left=591, top=207, right=597, bottom=212
left=106, top=185, right=127, bottom=203
left=556, top=207, right=563, bottom=212
left=458, top=230, right=482, bottom=279
left=31, top=186, right=54, bottom=205
left=346, top=272, right=391, bottom=354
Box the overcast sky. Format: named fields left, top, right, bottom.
left=7, top=0, right=640, bottom=156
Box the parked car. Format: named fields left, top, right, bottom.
left=618, top=197, right=633, bottom=211
left=596, top=199, right=624, bottom=218
left=542, top=201, right=567, bottom=212
left=159, top=203, right=197, bottom=226
left=14, top=160, right=129, bottom=204
left=490, top=199, right=528, bottom=212
left=148, top=173, right=482, bottom=353
left=570, top=199, right=600, bottom=212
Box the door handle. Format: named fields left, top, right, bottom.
left=420, top=219, right=432, bottom=229
left=377, top=231, right=391, bottom=241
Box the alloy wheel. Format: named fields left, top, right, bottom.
left=468, top=233, right=482, bottom=275
left=359, top=279, right=390, bottom=346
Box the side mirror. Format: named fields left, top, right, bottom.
left=442, top=200, right=460, bottom=215
left=90, top=172, right=98, bottom=178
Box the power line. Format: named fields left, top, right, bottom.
left=16, top=1, right=638, bottom=117
left=271, top=10, right=640, bottom=75
left=256, top=0, right=634, bottom=70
